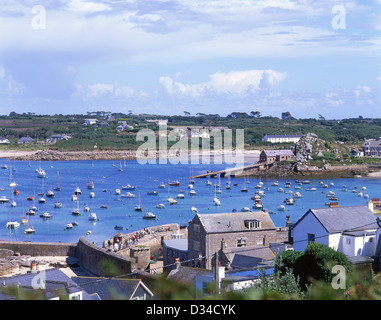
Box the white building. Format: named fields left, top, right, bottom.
left=292, top=205, right=378, bottom=257
left=82, top=119, right=98, bottom=126
left=263, top=134, right=303, bottom=144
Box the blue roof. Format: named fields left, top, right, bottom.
left=0, top=268, right=97, bottom=300
left=18, top=137, right=34, bottom=142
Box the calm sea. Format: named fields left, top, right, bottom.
left=0, top=158, right=379, bottom=245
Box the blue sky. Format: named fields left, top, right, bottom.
left=0, top=0, right=380, bottom=119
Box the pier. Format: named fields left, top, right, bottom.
left=189, top=162, right=266, bottom=179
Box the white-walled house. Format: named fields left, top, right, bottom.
left=292, top=205, right=378, bottom=257
left=263, top=134, right=303, bottom=144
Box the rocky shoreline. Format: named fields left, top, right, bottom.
left=5, top=149, right=138, bottom=161
left=239, top=162, right=374, bottom=179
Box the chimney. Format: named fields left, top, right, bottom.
left=175, top=257, right=181, bottom=269
left=220, top=238, right=226, bottom=252
left=263, top=235, right=268, bottom=246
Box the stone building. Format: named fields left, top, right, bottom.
left=187, top=212, right=289, bottom=270
left=259, top=149, right=295, bottom=164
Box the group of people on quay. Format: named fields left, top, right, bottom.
left=101, top=224, right=180, bottom=252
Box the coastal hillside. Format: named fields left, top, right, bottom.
left=0, top=112, right=380, bottom=152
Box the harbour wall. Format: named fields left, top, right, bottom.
left=0, top=238, right=139, bottom=277
left=0, top=240, right=77, bottom=257
left=75, top=237, right=138, bottom=277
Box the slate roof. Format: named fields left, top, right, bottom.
left=17, top=137, right=34, bottom=143
left=0, top=268, right=96, bottom=300
left=163, top=238, right=188, bottom=251
left=294, top=205, right=378, bottom=234
left=261, top=150, right=294, bottom=157
left=72, top=277, right=153, bottom=300
left=196, top=212, right=276, bottom=234
left=228, top=247, right=275, bottom=269
left=363, top=138, right=381, bottom=148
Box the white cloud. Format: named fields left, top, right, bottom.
left=159, top=69, right=287, bottom=97
left=354, top=85, right=371, bottom=97
left=64, top=0, right=112, bottom=13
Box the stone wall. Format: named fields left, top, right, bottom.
left=0, top=241, right=77, bottom=257
left=76, top=237, right=137, bottom=277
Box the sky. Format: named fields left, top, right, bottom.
left=0, top=0, right=380, bottom=119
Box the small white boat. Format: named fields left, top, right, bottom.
left=24, top=226, right=36, bottom=234
left=142, top=211, right=156, bottom=219
left=89, top=192, right=95, bottom=198
left=37, top=169, right=46, bottom=178
left=271, top=181, right=279, bottom=186
left=253, top=200, right=263, bottom=209
left=206, top=180, right=212, bottom=186
left=277, top=205, right=286, bottom=211
left=84, top=206, right=91, bottom=212
left=54, top=201, right=62, bottom=208
left=74, top=187, right=82, bottom=195
left=156, top=203, right=165, bottom=209
left=189, top=190, right=196, bottom=196
left=306, top=188, right=317, bottom=191
left=40, top=212, right=52, bottom=219
left=177, top=194, right=185, bottom=199
left=9, top=181, right=17, bottom=188
left=241, top=207, right=250, bottom=212
left=277, top=188, right=284, bottom=193
left=46, top=190, right=55, bottom=198
left=0, top=196, right=10, bottom=203
left=38, top=197, right=46, bottom=203
left=121, top=192, right=136, bottom=198
left=11, top=200, right=16, bottom=207
left=88, top=212, right=97, bottom=221
left=191, top=206, right=198, bottom=212
left=284, top=198, right=295, bottom=205
left=66, top=223, right=73, bottom=229
left=169, top=199, right=178, bottom=205
left=158, top=183, right=166, bottom=189
left=115, top=189, right=121, bottom=195
left=72, top=195, right=78, bottom=201
left=6, top=221, right=20, bottom=229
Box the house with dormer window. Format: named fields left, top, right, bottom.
left=187, top=212, right=289, bottom=270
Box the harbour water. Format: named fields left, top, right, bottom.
left=0, top=158, right=379, bottom=245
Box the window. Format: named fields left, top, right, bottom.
left=346, top=238, right=351, bottom=245
left=245, top=220, right=261, bottom=229
left=307, top=233, right=315, bottom=243
left=193, top=224, right=200, bottom=232
left=193, top=240, right=200, bottom=251
left=237, top=238, right=246, bottom=247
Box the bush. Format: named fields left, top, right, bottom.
left=276, top=243, right=352, bottom=290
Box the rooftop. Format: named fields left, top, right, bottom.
left=196, top=211, right=276, bottom=234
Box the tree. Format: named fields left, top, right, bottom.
left=183, top=111, right=191, bottom=116
left=276, top=242, right=351, bottom=290
left=250, top=111, right=261, bottom=118
left=281, top=111, right=295, bottom=120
